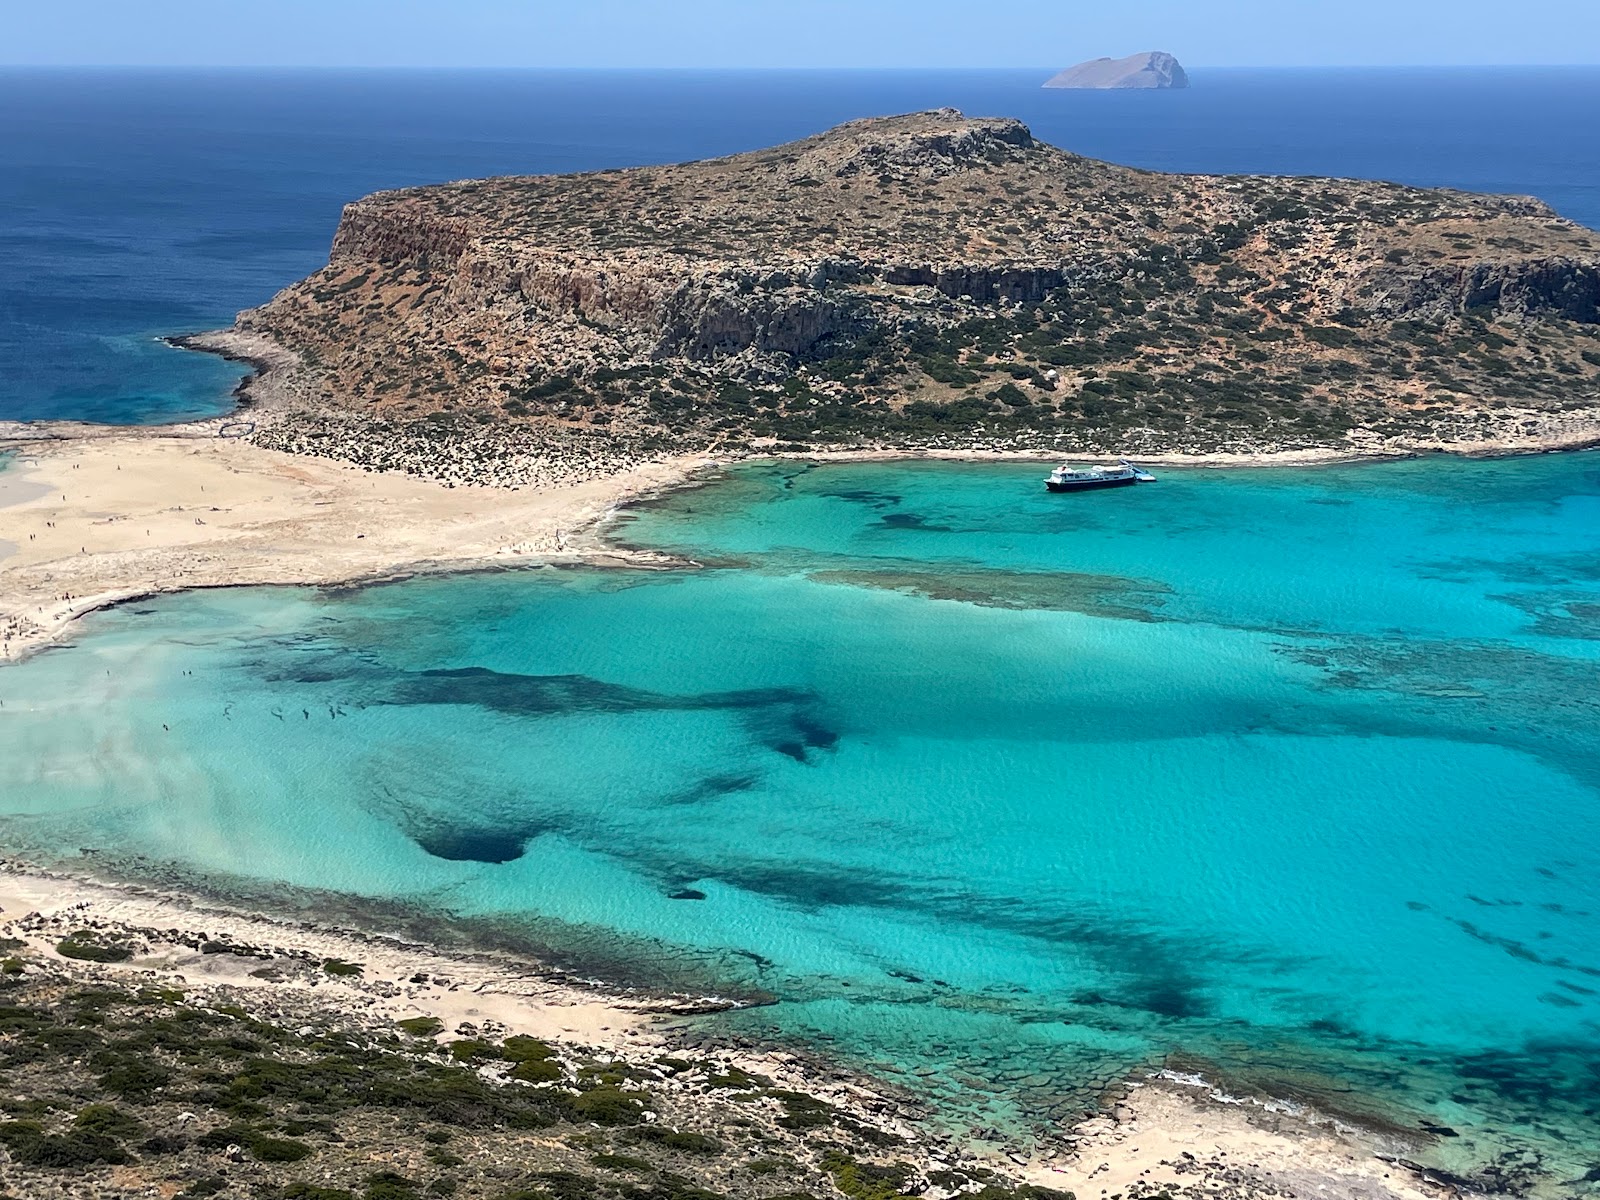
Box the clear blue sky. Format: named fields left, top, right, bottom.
left=7, top=0, right=1599, bottom=68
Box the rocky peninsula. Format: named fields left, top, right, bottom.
left=219, top=107, right=1600, bottom=487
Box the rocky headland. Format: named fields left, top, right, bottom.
left=213, top=108, right=1600, bottom=486
left=1042, top=53, right=1190, bottom=90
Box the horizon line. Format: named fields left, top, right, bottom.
left=5, top=61, right=1600, bottom=72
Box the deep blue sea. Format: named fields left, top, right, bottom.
left=4, top=67, right=1600, bottom=1191
left=2, top=66, right=1599, bottom=423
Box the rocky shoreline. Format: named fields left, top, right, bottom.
left=0, top=859, right=1468, bottom=1200
left=165, top=327, right=1600, bottom=487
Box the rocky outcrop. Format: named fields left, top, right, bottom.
left=1044, top=52, right=1190, bottom=90
left=879, top=264, right=1079, bottom=305
left=1353, top=257, right=1600, bottom=322
left=329, top=201, right=478, bottom=270
left=799, top=111, right=1036, bottom=177
left=654, top=274, right=864, bottom=363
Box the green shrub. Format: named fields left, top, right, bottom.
left=251, top=1134, right=314, bottom=1162
left=95, top=1056, right=173, bottom=1102
left=592, top=1152, right=655, bottom=1173
left=283, top=1186, right=354, bottom=1200
left=396, top=1016, right=444, bottom=1037
left=821, top=1152, right=916, bottom=1200
left=970, top=1186, right=1077, bottom=1200
left=519, top=1172, right=596, bottom=1200
left=704, top=1065, right=764, bottom=1090
left=0, top=1118, right=130, bottom=1167
left=630, top=1125, right=723, bottom=1155
left=365, top=1173, right=421, bottom=1200
left=568, top=1085, right=648, bottom=1125
left=769, top=1089, right=834, bottom=1130
left=73, top=1104, right=143, bottom=1139
left=322, top=959, right=364, bottom=977
left=448, top=1039, right=499, bottom=1062
left=501, top=1036, right=554, bottom=1062
left=197, top=1122, right=312, bottom=1162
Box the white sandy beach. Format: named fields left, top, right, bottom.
left=0, top=424, right=710, bottom=663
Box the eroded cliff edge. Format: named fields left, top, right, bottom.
left=229, top=109, right=1600, bottom=480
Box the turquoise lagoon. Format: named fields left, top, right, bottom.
left=3, top=455, right=1599, bottom=1186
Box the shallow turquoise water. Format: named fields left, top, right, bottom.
left=2, top=456, right=1599, bottom=1184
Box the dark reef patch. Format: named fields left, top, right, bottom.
left=411, top=826, right=534, bottom=864
left=807, top=563, right=1169, bottom=622
left=699, top=860, right=916, bottom=911
left=394, top=667, right=823, bottom=723
left=660, top=772, right=762, bottom=806
left=1447, top=917, right=1600, bottom=976
left=395, top=811, right=571, bottom=864
left=879, top=513, right=953, bottom=532
left=1420, top=550, right=1600, bottom=587
left=1495, top=591, right=1600, bottom=641
left=588, top=844, right=1236, bottom=1027
left=792, top=713, right=841, bottom=751
left=819, top=488, right=904, bottom=509
left=403, top=667, right=756, bottom=717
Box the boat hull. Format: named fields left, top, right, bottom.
left=1045, top=475, right=1141, bottom=492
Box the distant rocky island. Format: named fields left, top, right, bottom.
left=225, top=108, right=1600, bottom=483
left=1043, top=51, right=1190, bottom=90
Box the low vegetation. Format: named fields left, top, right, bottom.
left=0, top=956, right=1071, bottom=1200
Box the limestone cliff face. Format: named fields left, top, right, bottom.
left=329, top=202, right=476, bottom=270
left=1354, top=255, right=1600, bottom=323
left=239, top=110, right=1600, bottom=453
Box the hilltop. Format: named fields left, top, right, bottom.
left=225, top=109, right=1600, bottom=480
